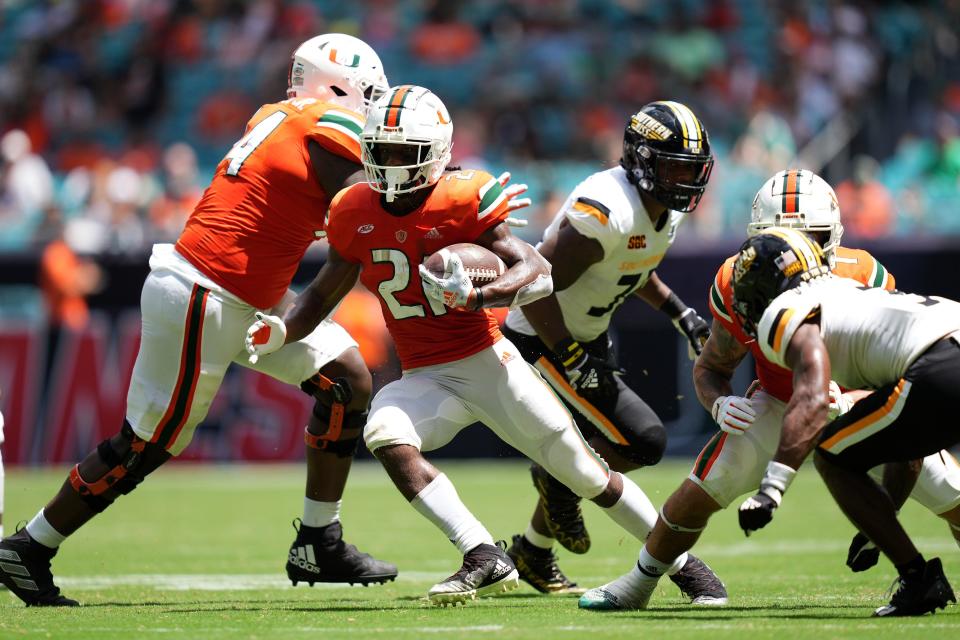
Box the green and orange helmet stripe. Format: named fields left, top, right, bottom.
left=383, top=85, right=414, bottom=127
left=781, top=169, right=803, bottom=214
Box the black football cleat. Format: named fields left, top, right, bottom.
left=0, top=528, right=79, bottom=607
left=428, top=540, right=519, bottom=606
left=506, top=533, right=584, bottom=595
left=669, top=554, right=728, bottom=605
left=286, top=519, right=397, bottom=587
left=873, top=557, right=956, bottom=617
left=530, top=463, right=590, bottom=554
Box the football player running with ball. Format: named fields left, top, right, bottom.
left=501, top=102, right=725, bottom=602
left=731, top=228, right=959, bottom=616
left=579, top=170, right=960, bottom=611
left=246, top=85, right=724, bottom=606
left=0, top=34, right=397, bottom=606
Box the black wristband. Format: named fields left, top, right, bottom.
left=473, top=287, right=484, bottom=310
left=660, top=292, right=688, bottom=319
left=553, top=336, right=584, bottom=368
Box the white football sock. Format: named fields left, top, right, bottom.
left=524, top=523, right=554, bottom=550
left=639, top=542, right=687, bottom=576
left=600, top=474, right=658, bottom=539
left=302, top=497, right=341, bottom=528
left=25, top=509, right=66, bottom=549
left=411, top=473, right=494, bottom=555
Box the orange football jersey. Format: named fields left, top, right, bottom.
left=326, top=169, right=511, bottom=370
left=708, top=245, right=896, bottom=402
left=176, top=98, right=363, bottom=310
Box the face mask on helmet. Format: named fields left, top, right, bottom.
left=731, top=228, right=830, bottom=338
left=748, top=170, right=844, bottom=267
left=361, top=85, right=453, bottom=202
left=362, top=139, right=444, bottom=201
left=621, top=102, right=714, bottom=213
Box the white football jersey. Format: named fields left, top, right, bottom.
left=758, top=275, right=960, bottom=390
left=506, top=167, right=683, bottom=342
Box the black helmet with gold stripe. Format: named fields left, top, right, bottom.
left=731, top=227, right=830, bottom=338
left=620, top=101, right=714, bottom=213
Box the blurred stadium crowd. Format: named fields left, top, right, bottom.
left=1, top=0, right=960, bottom=259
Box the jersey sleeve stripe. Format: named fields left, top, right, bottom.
left=767, top=307, right=794, bottom=353
left=872, top=262, right=888, bottom=288
left=478, top=178, right=506, bottom=219
left=315, top=121, right=361, bottom=144
left=572, top=197, right=610, bottom=225
left=709, top=281, right=733, bottom=323
left=318, top=113, right=363, bottom=136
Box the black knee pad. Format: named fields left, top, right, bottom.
left=300, top=372, right=353, bottom=406
left=70, top=421, right=170, bottom=512
left=301, top=372, right=367, bottom=457
left=305, top=401, right=367, bottom=458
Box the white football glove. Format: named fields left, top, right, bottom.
left=245, top=311, right=287, bottom=364
left=827, top=380, right=855, bottom=420
left=711, top=395, right=756, bottom=435
left=419, top=253, right=477, bottom=309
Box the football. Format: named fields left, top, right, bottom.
left=423, top=243, right=507, bottom=285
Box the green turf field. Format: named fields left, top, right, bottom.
left=1, top=460, right=957, bottom=638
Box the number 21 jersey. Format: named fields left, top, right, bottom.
left=326, top=170, right=511, bottom=370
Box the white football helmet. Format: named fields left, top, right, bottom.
left=287, top=33, right=389, bottom=113
left=748, top=169, right=844, bottom=267
left=361, top=85, right=453, bottom=202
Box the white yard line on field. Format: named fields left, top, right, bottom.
left=56, top=571, right=448, bottom=591
left=43, top=536, right=960, bottom=592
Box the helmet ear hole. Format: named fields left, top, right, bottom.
left=330, top=85, right=348, bottom=97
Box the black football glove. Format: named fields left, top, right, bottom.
left=846, top=532, right=880, bottom=572
left=738, top=489, right=779, bottom=536
left=553, top=337, right=623, bottom=402
left=673, top=308, right=710, bottom=359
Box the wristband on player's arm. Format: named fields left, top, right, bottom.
left=473, top=287, right=484, bottom=310
left=758, top=461, right=797, bottom=505
left=659, top=292, right=689, bottom=320
left=552, top=336, right=585, bottom=369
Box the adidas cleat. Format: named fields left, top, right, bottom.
left=507, top=533, right=584, bottom=595
left=530, top=463, right=590, bottom=554
left=0, top=528, right=78, bottom=607
left=873, top=557, right=956, bottom=617
left=286, top=519, right=397, bottom=587
left=578, top=568, right=657, bottom=611
left=428, top=541, right=520, bottom=606
left=669, top=554, right=728, bottom=605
